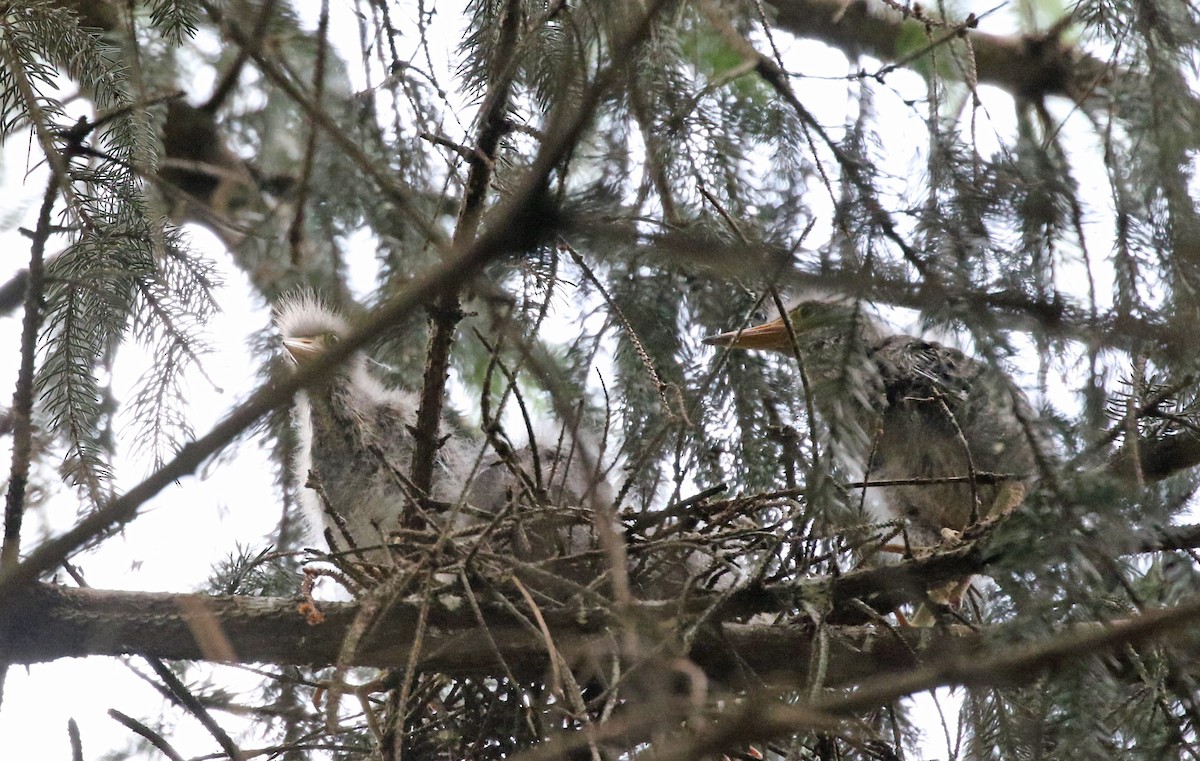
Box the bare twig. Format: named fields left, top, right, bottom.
left=108, top=709, right=186, bottom=761
left=285, top=0, right=328, bottom=265
left=145, top=657, right=245, bottom=761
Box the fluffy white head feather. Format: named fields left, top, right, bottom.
left=274, top=292, right=353, bottom=366
left=274, top=291, right=350, bottom=340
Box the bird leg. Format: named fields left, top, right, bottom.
left=908, top=482, right=1028, bottom=626
left=985, top=480, right=1026, bottom=521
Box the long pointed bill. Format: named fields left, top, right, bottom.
left=702, top=317, right=795, bottom=352
left=283, top=336, right=325, bottom=363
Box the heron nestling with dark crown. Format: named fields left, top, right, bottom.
left=705, top=293, right=1038, bottom=547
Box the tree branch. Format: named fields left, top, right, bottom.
left=409, top=0, right=523, bottom=504
left=2, top=175, right=56, bottom=570
left=9, top=576, right=1200, bottom=717
left=768, top=0, right=1113, bottom=104
left=0, top=583, right=982, bottom=688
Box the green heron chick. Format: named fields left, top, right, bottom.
left=278, top=294, right=698, bottom=596
left=705, top=296, right=1038, bottom=545
left=276, top=293, right=474, bottom=555
left=277, top=294, right=616, bottom=568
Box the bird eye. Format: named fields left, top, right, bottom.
left=323, top=332, right=339, bottom=345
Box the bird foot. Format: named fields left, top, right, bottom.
left=901, top=576, right=974, bottom=627
left=939, top=527, right=963, bottom=544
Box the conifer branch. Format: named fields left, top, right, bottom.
left=9, top=575, right=1200, bottom=695
left=410, top=0, right=522, bottom=504
left=1, top=176, right=56, bottom=571
left=769, top=0, right=1113, bottom=104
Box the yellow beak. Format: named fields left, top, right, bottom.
left=283, top=336, right=325, bottom=363
left=703, top=316, right=795, bottom=352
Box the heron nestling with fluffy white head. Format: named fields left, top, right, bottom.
left=275, top=292, right=476, bottom=557
left=276, top=292, right=624, bottom=580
